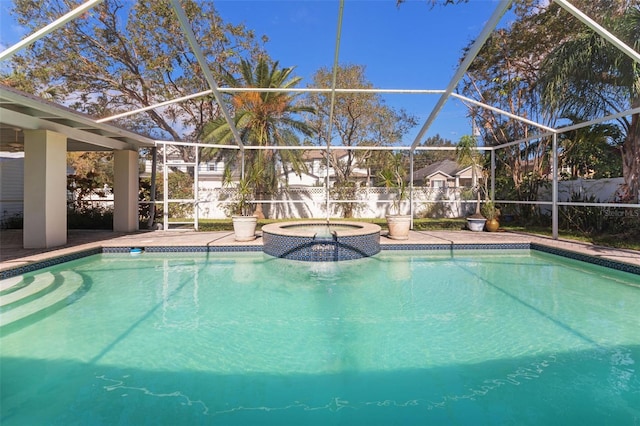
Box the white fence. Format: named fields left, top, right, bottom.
left=194, top=186, right=475, bottom=220
left=538, top=177, right=627, bottom=214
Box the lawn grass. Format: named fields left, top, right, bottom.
left=195, top=217, right=467, bottom=232
left=500, top=224, right=640, bottom=251
left=195, top=218, right=639, bottom=251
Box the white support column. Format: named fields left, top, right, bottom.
left=113, top=150, right=139, bottom=232
left=490, top=149, right=496, bottom=200
left=552, top=134, right=559, bottom=239
left=23, top=130, right=67, bottom=248
left=551, top=133, right=558, bottom=240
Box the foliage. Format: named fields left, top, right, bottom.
left=139, top=170, right=194, bottom=225
left=195, top=217, right=468, bottom=232
left=305, top=64, right=417, bottom=184
left=558, top=123, right=623, bottom=179
left=557, top=190, right=640, bottom=237
left=202, top=57, right=315, bottom=218
left=377, top=152, right=409, bottom=215
left=538, top=2, right=640, bottom=201
left=0, top=212, right=23, bottom=230
left=414, top=134, right=457, bottom=169
left=456, top=135, right=484, bottom=217
left=396, top=0, right=469, bottom=6
left=67, top=152, right=113, bottom=208
left=558, top=192, right=606, bottom=234
left=481, top=200, right=500, bottom=221
left=221, top=174, right=255, bottom=216
left=459, top=2, right=560, bottom=205
left=3, top=0, right=265, bottom=162
left=67, top=206, right=113, bottom=230
left=138, top=177, right=156, bottom=228
left=329, top=180, right=361, bottom=218
left=460, top=1, right=638, bottom=206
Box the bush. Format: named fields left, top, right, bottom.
left=139, top=171, right=194, bottom=226
left=68, top=206, right=113, bottom=229
left=559, top=192, right=605, bottom=234
left=1, top=212, right=23, bottom=229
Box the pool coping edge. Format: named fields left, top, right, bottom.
left=1, top=241, right=639, bottom=279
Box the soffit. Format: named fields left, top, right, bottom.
left=0, top=84, right=155, bottom=152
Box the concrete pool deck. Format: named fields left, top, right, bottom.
left=2, top=228, right=639, bottom=275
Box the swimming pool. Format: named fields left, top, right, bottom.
left=1, top=249, right=639, bottom=424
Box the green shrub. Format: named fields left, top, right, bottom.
left=68, top=206, right=113, bottom=229
left=1, top=212, right=23, bottom=229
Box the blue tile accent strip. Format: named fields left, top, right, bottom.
left=2, top=242, right=638, bottom=278
left=381, top=243, right=530, bottom=251
left=0, top=247, right=102, bottom=280
left=531, top=243, right=640, bottom=275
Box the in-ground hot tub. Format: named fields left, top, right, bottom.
left=261, top=221, right=381, bottom=261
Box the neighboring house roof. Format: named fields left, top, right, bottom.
left=413, top=160, right=463, bottom=181
left=302, top=150, right=326, bottom=161
left=302, top=149, right=351, bottom=161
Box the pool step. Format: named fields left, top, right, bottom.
left=0, top=272, right=56, bottom=307
left=0, top=271, right=83, bottom=330
left=0, top=275, right=24, bottom=292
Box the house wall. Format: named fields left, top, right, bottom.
left=282, top=171, right=321, bottom=187
left=0, top=153, right=24, bottom=224
left=456, top=167, right=476, bottom=187
left=426, top=172, right=452, bottom=188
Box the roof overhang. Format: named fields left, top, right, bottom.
left=0, top=85, right=155, bottom=152
left=426, top=171, right=455, bottom=180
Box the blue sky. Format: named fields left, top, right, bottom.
left=0, top=0, right=509, bottom=144
left=214, top=0, right=505, bottom=143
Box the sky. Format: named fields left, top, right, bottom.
left=214, top=0, right=506, bottom=143
left=0, top=0, right=511, bottom=144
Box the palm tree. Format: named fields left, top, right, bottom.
left=539, top=6, right=640, bottom=202
left=202, top=57, right=315, bottom=218
left=456, top=134, right=484, bottom=217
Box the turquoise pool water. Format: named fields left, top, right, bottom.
left=1, top=250, right=639, bottom=425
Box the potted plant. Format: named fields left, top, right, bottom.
left=481, top=200, right=500, bottom=232
left=456, top=135, right=486, bottom=231
left=501, top=204, right=516, bottom=223
left=226, top=176, right=258, bottom=241
left=379, top=159, right=411, bottom=240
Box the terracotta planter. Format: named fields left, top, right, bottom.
left=232, top=215, right=257, bottom=241
left=485, top=218, right=500, bottom=232
left=386, top=215, right=411, bottom=240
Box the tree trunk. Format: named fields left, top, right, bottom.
left=621, top=111, right=640, bottom=203
left=254, top=202, right=265, bottom=219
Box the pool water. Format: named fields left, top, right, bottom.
left=1, top=250, right=639, bottom=425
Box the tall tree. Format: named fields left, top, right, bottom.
left=539, top=2, right=640, bottom=202
left=558, top=122, right=623, bottom=179
left=3, top=0, right=265, bottom=148
left=461, top=9, right=559, bottom=206
left=306, top=64, right=417, bottom=184
left=414, top=134, right=457, bottom=168
left=456, top=135, right=484, bottom=217
left=67, top=151, right=113, bottom=208
left=202, top=57, right=315, bottom=218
